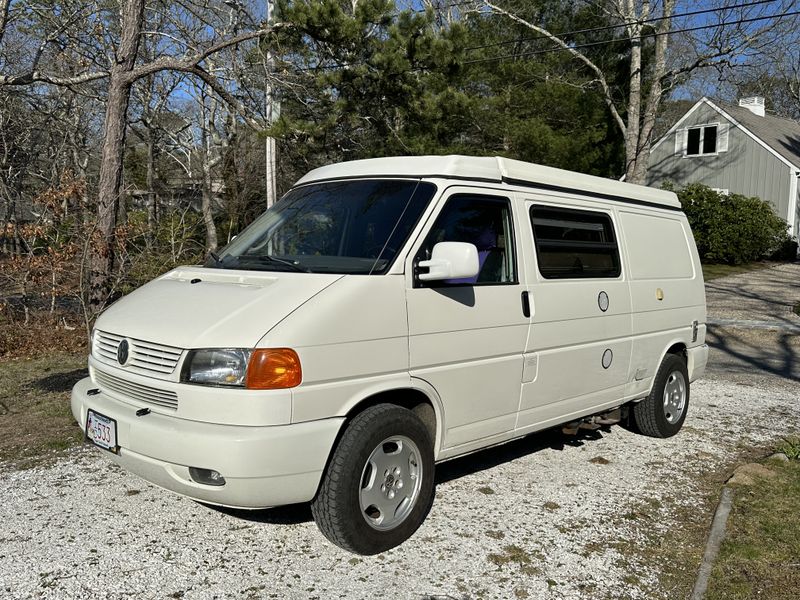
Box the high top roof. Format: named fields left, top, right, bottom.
left=296, top=155, right=681, bottom=209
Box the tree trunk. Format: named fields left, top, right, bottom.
left=146, top=135, right=157, bottom=245
left=201, top=119, right=218, bottom=252
left=89, top=0, right=145, bottom=311
left=201, top=178, right=218, bottom=252
left=629, top=4, right=674, bottom=185
left=624, top=31, right=643, bottom=183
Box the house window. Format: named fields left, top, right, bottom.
left=686, top=125, right=718, bottom=155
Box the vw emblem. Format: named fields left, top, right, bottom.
left=117, top=339, right=130, bottom=366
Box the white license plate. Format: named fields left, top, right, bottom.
left=86, top=410, right=118, bottom=453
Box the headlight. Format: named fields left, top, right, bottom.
left=182, top=348, right=251, bottom=386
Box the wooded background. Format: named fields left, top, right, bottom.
left=1, top=0, right=799, bottom=343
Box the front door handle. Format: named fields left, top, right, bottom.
left=521, top=291, right=531, bottom=318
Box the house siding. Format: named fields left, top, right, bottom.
left=647, top=103, right=792, bottom=224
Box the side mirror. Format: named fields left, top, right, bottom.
left=418, top=242, right=479, bottom=281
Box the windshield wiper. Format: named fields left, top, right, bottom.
left=236, top=255, right=309, bottom=273
left=204, top=251, right=224, bottom=268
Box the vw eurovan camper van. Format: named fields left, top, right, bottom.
left=72, top=156, right=709, bottom=554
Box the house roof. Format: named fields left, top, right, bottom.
left=715, top=101, right=800, bottom=170
left=297, top=155, right=681, bottom=208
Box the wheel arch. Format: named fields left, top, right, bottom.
left=662, top=340, right=688, bottom=362
left=633, top=339, right=688, bottom=404
left=340, top=381, right=444, bottom=459
left=311, top=381, right=444, bottom=502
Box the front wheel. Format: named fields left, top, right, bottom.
left=633, top=353, right=690, bottom=438
left=311, top=404, right=435, bottom=554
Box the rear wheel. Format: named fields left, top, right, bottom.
left=633, top=353, right=689, bottom=438
left=311, top=404, right=435, bottom=554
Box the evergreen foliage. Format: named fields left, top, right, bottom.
left=268, top=0, right=626, bottom=191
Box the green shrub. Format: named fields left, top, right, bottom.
left=674, top=184, right=790, bottom=265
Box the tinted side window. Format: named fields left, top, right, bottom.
left=417, top=195, right=517, bottom=285
left=530, top=206, right=621, bottom=279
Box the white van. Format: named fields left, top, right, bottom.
left=71, top=156, right=708, bottom=554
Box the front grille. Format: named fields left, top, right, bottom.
left=94, top=330, right=183, bottom=376
left=94, top=369, right=179, bottom=411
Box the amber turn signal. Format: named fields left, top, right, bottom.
left=245, top=348, right=302, bottom=389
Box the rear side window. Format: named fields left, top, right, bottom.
left=530, top=206, right=621, bottom=279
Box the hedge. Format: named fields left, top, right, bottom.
left=672, top=183, right=790, bottom=265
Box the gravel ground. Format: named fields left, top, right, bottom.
left=1, top=377, right=798, bottom=600
left=705, top=262, right=800, bottom=326
left=1, top=265, right=798, bottom=600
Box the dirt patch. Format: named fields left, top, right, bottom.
left=727, top=462, right=777, bottom=485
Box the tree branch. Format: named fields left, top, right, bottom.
left=483, top=1, right=626, bottom=136
left=0, top=70, right=108, bottom=87
left=127, top=23, right=286, bottom=82
left=0, top=0, right=11, bottom=49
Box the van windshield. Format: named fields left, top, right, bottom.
left=208, top=179, right=436, bottom=275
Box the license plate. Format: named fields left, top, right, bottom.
left=86, top=410, right=118, bottom=454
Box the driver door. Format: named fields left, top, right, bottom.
left=405, top=188, right=530, bottom=453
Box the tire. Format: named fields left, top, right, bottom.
left=311, top=404, right=435, bottom=554
left=633, top=353, right=690, bottom=438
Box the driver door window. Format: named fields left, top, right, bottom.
left=416, top=195, right=516, bottom=285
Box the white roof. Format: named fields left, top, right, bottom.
left=296, top=155, right=681, bottom=209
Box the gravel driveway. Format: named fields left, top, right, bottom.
left=2, top=266, right=798, bottom=600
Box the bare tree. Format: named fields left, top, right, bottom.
left=484, top=1, right=796, bottom=183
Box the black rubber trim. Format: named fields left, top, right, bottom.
left=298, top=173, right=500, bottom=186
left=502, top=177, right=684, bottom=212
left=296, top=173, right=682, bottom=212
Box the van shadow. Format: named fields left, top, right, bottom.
left=200, top=501, right=314, bottom=525
left=201, top=427, right=611, bottom=526
left=33, top=368, right=88, bottom=392
left=435, top=426, right=610, bottom=484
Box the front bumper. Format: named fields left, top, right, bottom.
left=71, top=376, right=344, bottom=508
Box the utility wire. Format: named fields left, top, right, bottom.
left=462, top=0, right=781, bottom=52
left=284, top=5, right=798, bottom=73
left=462, top=9, right=800, bottom=66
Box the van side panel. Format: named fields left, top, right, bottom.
left=515, top=196, right=633, bottom=432
left=619, top=209, right=706, bottom=399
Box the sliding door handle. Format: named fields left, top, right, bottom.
left=521, top=291, right=531, bottom=318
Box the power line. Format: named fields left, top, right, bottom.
left=462, top=0, right=781, bottom=53
left=283, top=5, right=798, bottom=74
left=462, top=9, right=800, bottom=66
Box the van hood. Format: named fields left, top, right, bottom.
left=95, top=267, right=343, bottom=349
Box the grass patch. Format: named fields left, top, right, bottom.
left=701, top=261, right=773, bottom=281
left=0, top=353, right=87, bottom=469
left=605, top=443, right=778, bottom=599
left=777, top=436, right=800, bottom=460
left=488, top=544, right=543, bottom=576
left=705, top=458, right=800, bottom=600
